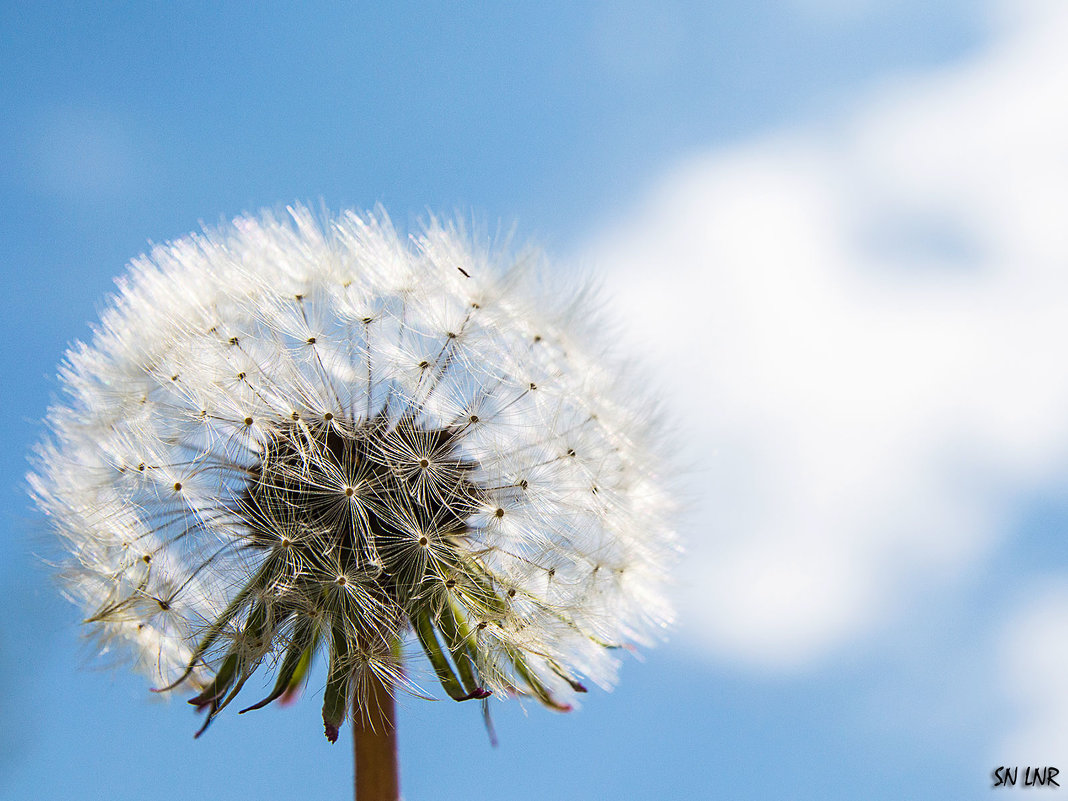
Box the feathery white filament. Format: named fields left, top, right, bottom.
left=29, top=206, right=676, bottom=736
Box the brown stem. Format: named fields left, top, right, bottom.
left=353, top=671, right=399, bottom=801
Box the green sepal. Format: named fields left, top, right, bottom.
left=507, top=646, right=572, bottom=712
left=321, top=620, right=351, bottom=743
left=436, top=597, right=483, bottom=696
left=188, top=651, right=239, bottom=738
left=189, top=600, right=273, bottom=737
left=547, top=658, right=588, bottom=694
left=188, top=651, right=239, bottom=710
left=154, top=558, right=275, bottom=693
left=240, top=616, right=320, bottom=713
left=411, top=606, right=488, bottom=701
left=282, top=641, right=314, bottom=701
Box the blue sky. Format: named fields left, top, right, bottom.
left=3, top=1, right=1064, bottom=798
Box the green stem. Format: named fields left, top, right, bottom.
left=353, top=668, right=399, bottom=801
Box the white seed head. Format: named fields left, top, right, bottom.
left=28, top=206, right=677, bottom=740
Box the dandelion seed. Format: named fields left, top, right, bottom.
left=28, top=206, right=677, bottom=799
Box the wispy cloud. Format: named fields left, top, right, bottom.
left=582, top=1, right=1068, bottom=669
left=996, top=584, right=1068, bottom=764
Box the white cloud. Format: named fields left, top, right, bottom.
left=997, top=586, right=1068, bottom=766
left=581, top=1, right=1068, bottom=668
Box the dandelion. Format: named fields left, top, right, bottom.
left=28, top=206, right=676, bottom=800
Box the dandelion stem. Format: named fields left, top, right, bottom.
left=353, top=670, right=399, bottom=801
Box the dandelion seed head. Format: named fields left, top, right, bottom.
left=28, top=205, right=676, bottom=738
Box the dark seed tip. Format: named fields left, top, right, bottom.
left=458, top=687, right=492, bottom=701
left=193, top=715, right=214, bottom=739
